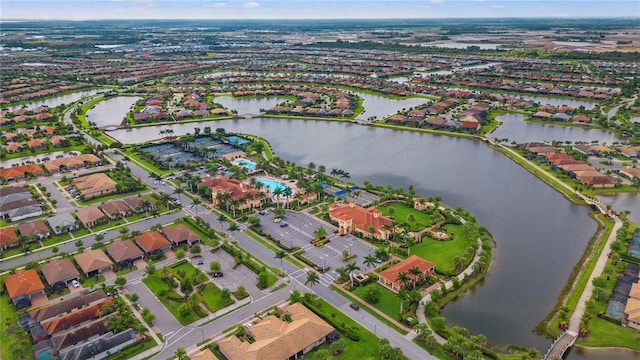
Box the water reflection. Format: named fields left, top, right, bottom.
left=86, top=96, right=140, bottom=127
left=213, top=96, right=287, bottom=115
left=4, top=89, right=104, bottom=112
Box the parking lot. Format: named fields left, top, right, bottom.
left=257, top=210, right=377, bottom=281
left=191, top=247, right=266, bottom=301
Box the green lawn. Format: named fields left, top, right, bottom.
left=378, top=203, right=436, bottom=231
left=42, top=233, right=72, bottom=246
left=200, top=283, right=233, bottom=312
left=577, top=318, right=640, bottom=351
left=143, top=274, right=200, bottom=325
left=82, top=275, right=105, bottom=289
left=410, top=223, right=473, bottom=276
left=170, top=260, right=205, bottom=281
left=352, top=282, right=405, bottom=320
left=0, top=294, right=32, bottom=360
left=302, top=296, right=390, bottom=360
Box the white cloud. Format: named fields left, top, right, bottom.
left=430, top=0, right=444, bottom=4
left=490, top=4, right=505, bottom=8
left=135, top=0, right=153, bottom=3
left=207, top=2, right=227, bottom=7
left=243, top=1, right=260, bottom=8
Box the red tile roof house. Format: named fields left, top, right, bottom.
left=4, top=142, right=23, bottom=153
left=122, top=196, right=156, bottom=213
left=198, top=177, right=264, bottom=211
left=42, top=298, right=113, bottom=336
left=100, top=200, right=131, bottom=219
left=106, top=240, right=144, bottom=267
left=0, top=226, right=20, bottom=250
left=328, top=202, right=394, bottom=241
left=0, top=164, right=45, bottom=181
left=17, top=219, right=51, bottom=241
left=27, top=138, right=46, bottom=150
left=3, top=268, right=46, bottom=309
left=378, top=255, right=435, bottom=293
left=40, top=258, right=80, bottom=289
left=161, top=224, right=200, bottom=246
left=75, top=205, right=106, bottom=229
left=135, top=231, right=172, bottom=254
left=74, top=248, right=113, bottom=277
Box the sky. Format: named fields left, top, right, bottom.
left=1, top=0, right=639, bottom=20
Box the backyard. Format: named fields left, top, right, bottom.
left=200, top=283, right=234, bottom=312
left=352, top=282, right=406, bottom=320
left=410, top=223, right=473, bottom=276
left=378, top=203, right=438, bottom=232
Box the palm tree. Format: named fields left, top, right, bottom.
left=173, top=186, right=184, bottom=203
left=396, top=272, right=410, bottom=289
left=408, top=266, right=422, bottom=289
left=282, top=186, right=293, bottom=209
left=346, top=261, right=360, bottom=287
left=363, top=254, right=377, bottom=269
left=305, top=271, right=320, bottom=288
left=228, top=223, right=239, bottom=237
left=217, top=213, right=227, bottom=225
left=191, top=198, right=202, bottom=211
left=274, top=250, right=286, bottom=275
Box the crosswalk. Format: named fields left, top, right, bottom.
left=290, top=269, right=336, bottom=287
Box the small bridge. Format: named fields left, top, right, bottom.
left=543, top=331, right=577, bottom=360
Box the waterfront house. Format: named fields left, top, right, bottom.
left=328, top=202, right=393, bottom=241
left=378, top=255, right=435, bottom=293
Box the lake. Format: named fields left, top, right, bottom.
left=4, top=89, right=105, bottom=112
left=85, top=96, right=141, bottom=127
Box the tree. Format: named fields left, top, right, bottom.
left=289, top=289, right=302, bottom=303
left=95, top=234, right=105, bottom=242
left=174, top=347, right=188, bottom=360
left=363, top=254, right=377, bottom=269
left=228, top=223, right=239, bottom=237
left=408, top=266, right=422, bottom=289
left=305, top=271, right=320, bottom=288
left=210, top=261, right=221, bottom=272
left=330, top=338, right=346, bottom=356
left=221, top=288, right=232, bottom=301
left=175, top=249, right=186, bottom=260
left=144, top=263, right=157, bottom=276
left=258, top=271, right=269, bottom=288
left=396, top=272, right=410, bottom=289
left=189, top=244, right=201, bottom=255
left=114, top=276, right=126, bottom=288
left=275, top=250, right=286, bottom=275
left=362, top=285, right=381, bottom=304
left=414, top=322, right=432, bottom=342
left=346, top=261, right=360, bottom=287
left=314, top=226, right=327, bottom=239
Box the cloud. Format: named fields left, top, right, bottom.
left=490, top=4, right=505, bottom=8
left=430, top=0, right=444, bottom=4
left=207, top=2, right=227, bottom=7
left=242, top=1, right=260, bottom=8
left=134, top=0, right=153, bottom=3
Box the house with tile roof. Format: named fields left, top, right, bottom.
left=135, top=231, right=171, bottom=254
left=75, top=205, right=106, bottom=229
left=42, top=154, right=101, bottom=174
left=74, top=248, right=113, bottom=277
left=198, top=177, right=264, bottom=210
left=47, top=213, right=78, bottom=234
left=0, top=164, right=44, bottom=181
left=17, top=219, right=50, bottom=240
left=100, top=200, right=131, bottom=219
left=72, top=173, right=117, bottom=199
left=42, top=298, right=112, bottom=335
left=378, top=255, right=435, bottom=293
left=122, top=195, right=155, bottom=213
left=28, top=290, right=107, bottom=323
left=41, top=258, right=80, bottom=289
left=621, top=167, right=640, bottom=180
left=0, top=226, right=19, bottom=250
left=106, top=240, right=144, bottom=267
left=3, top=268, right=46, bottom=308
left=624, top=282, right=640, bottom=330
left=218, top=303, right=336, bottom=360
left=161, top=224, right=200, bottom=246
left=328, top=202, right=393, bottom=241
left=51, top=315, right=113, bottom=353
left=190, top=348, right=217, bottom=360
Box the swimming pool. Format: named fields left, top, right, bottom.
left=257, top=178, right=288, bottom=192
left=234, top=158, right=256, bottom=169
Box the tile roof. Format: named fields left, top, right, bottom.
left=42, top=298, right=112, bottom=335
left=190, top=349, right=217, bottom=360
left=72, top=173, right=117, bottom=198
left=100, top=200, right=130, bottom=216
left=329, top=202, right=393, bottom=235
left=41, top=258, right=80, bottom=286
left=42, top=154, right=101, bottom=172
left=17, top=219, right=49, bottom=237
left=0, top=164, right=44, bottom=179
left=75, top=205, right=105, bottom=226
left=218, top=303, right=335, bottom=360
left=106, top=240, right=144, bottom=263
left=3, top=268, right=45, bottom=299
left=198, top=177, right=260, bottom=202
left=135, top=231, right=171, bottom=253
left=51, top=314, right=113, bottom=351
left=30, top=290, right=107, bottom=322
left=74, top=248, right=113, bottom=275
left=0, top=226, right=19, bottom=248
left=162, top=224, right=200, bottom=244
left=379, top=255, right=435, bottom=286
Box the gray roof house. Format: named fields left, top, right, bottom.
left=47, top=213, right=79, bottom=234
left=59, top=329, right=136, bottom=360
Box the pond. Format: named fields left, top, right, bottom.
left=85, top=96, right=141, bottom=127
left=4, top=89, right=105, bottom=112
left=213, top=95, right=288, bottom=115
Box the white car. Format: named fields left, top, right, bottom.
left=71, top=280, right=80, bottom=288
left=98, top=230, right=107, bottom=235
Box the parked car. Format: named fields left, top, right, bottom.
left=197, top=260, right=204, bottom=265
left=375, top=258, right=383, bottom=264
left=274, top=218, right=282, bottom=223
left=71, top=280, right=80, bottom=288
left=98, top=230, right=107, bottom=235
left=280, top=222, right=289, bottom=228
left=350, top=303, right=360, bottom=310
left=213, top=272, right=224, bottom=278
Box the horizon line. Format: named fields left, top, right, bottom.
left=2, top=16, right=639, bottom=21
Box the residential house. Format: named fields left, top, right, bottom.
left=26, top=139, right=45, bottom=150
left=0, top=226, right=19, bottom=250
left=50, top=135, right=67, bottom=147
left=3, top=268, right=45, bottom=308
left=218, top=303, right=337, bottom=360
left=198, top=177, right=264, bottom=211
left=413, top=197, right=430, bottom=211
left=75, top=205, right=105, bottom=229
left=43, top=154, right=101, bottom=174
left=572, top=144, right=593, bottom=155
left=28, top=290, right=107, bottom=323
left=624, top=282, right=640, bottom=330
left=1, top=198, right=43, bottom=222
left=100, top=200, right=131, bottom=219
left=47, top=213, right=79, bottom=234
left=589, top=144, right=612, bottom=155
left=74, top=248, right=113, bottom=277
left=58, top=328, right=136, bottom=360
left=40, top=258, right=80, bottom=289
left=42, top=298, right=113, bottom=335
left=106, top=240, right=144, bottom=267
left=4, top=142, right=22, bottom=153
left=617, top=147, right=638, bottom=158
left=621, top=167, right=640, bottom=180
left=122, top=196, right=155, bottom=213
left=17, top=219, right=50, bottom=241
left=532, top=111, right=553, bottom=120
left=552, top=113, right=572, bottom=122
left=190, top=348, right=216, bottom=360
left=161, top=224, right=200, bottom=246
left=572, top=114, right=591, bottom=125
left=72, top=173, right=117, bottom=199
left=0, top=164, right=44, bottom=181
left=378, top=255, right=435, bottom=293
left=135, top=231, right=172, bottom=254
left=328, top=202, right=393, bottom=241
left=51, top=315, right=113, bottom=354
